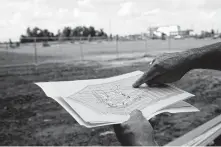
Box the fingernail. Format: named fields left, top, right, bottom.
left=132, top=82, right=139, bottom=88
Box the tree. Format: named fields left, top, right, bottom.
left=42, top=29, right=49, bottom=37
left=82, top=26, right=90, bottom=37
left=20, top=35, right=26, bottom=43
left=20, top=26, right=108, bottom=43
left=74, top=26, right=84, bottom=36
left=96, top=28, right=107, bottom=37
left=56, top=29, right=61, bottom=37
left=71, top=27, right=79, bottom=36
left=9, top=39, right=13, bottom=48
left=98, top=29, right=104, bottom=36
left=26, top=27, right=32, bottom=37
left=32, top=27, right=41, bottom=37
left=109, top=34, right=113, bottom=41
left=211, top=29, right=215, bottom=36
left=62, top=27, right=72, bottom=38
left=88, top=26, right=96, bottom=37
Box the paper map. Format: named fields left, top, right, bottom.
left=67, top=74, right=184, bottom=115
left=35, top=71, right=198, bottom=128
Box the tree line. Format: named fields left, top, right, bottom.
left=20, top=26, right=108, bottom=43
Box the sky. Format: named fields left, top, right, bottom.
left=0, top=0, right=221, bottom=41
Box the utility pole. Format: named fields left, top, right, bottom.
left=109, top=19, right=112, bottom=35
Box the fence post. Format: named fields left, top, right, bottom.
left=116, top=37, right=119, bottom=59
left=6, top=42, right=9, bottom=75
left=80, top=37, right=84, bottom=61
left=34, top=37, right=38, bottom=73
left=145, top=38, right=148, bottom=53
left=34, top=37, right=38, bottom=65
left=6, top=42, right=8, bottom=50
left=6, top=42, right=8, bottom=57
left=168, top=36, right=171, bottom=51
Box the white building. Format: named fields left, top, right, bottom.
left=148, top=25, right=181, bottom=38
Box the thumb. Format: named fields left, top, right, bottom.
left=129, top=110, right=145, bottom=120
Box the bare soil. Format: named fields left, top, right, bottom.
left=1, top=56, right=221, bottom=146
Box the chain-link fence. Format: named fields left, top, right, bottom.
left=0, top=36, right=221, bottom=76
left=0, top=36, right=147, bottom=65
left=0, top=36, right=175, bottom=64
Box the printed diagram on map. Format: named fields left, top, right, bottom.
left=67, top=75, right=184, bottom=115
left=35, top=71, right=197, bottom=128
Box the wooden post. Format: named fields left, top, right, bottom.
left=6, top=41, right=9, bottom=75
left=6, top=42, right=8, bottom=57
left=145, top=38, right=147, bottom=52
left=116, top=35, right=119, bottom=59
left=34, top=37, right=38, bottom=65
left=34, top=37, right=38, bottom=74
left=168, top=35, right=171, bottom=51
left=80, top=37, right=84, bottom=61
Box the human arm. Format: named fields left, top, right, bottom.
left=133, top=42, right=221, bottom=88
left=113, top=110, right=158, bottom=146
left=187, top=42, right=221, bottom=70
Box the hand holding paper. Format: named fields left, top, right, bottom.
left=114, top=110, right=157, bottom=146
left=35, top=71, right=199, bottom=128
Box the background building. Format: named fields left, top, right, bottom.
left=148, top=25, right=193, bottom=39
left=148, top=25, right=181, bottom=38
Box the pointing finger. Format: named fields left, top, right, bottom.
left=133, top=66, right=159, bottom=88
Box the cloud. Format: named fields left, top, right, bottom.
left=72, top=7, right=99, bottom=27
left=77, top=0, right=94, bottom=10
left=117, top=1, right=139, bottom=17
left=77, top=0, right=90, bottom=5
left=73, top=8, right=80, bottom=18
left=1, top=0, right=221, bottom=41
left=9, top=12, right=22, bottom=25
left=143, top=8, right=161, bottom=16
left=118, top=2, right=133, bottom=16
left=56, top=8, right=69, bottom=18
left=0, top=20, right=7, bottom=27
left=209, top=11, right=217, bottom=18
left=200, top=11, right=217, bottom=19
left=200, top=0, right=221, bottom=10
left=6, top=0, right=32, bottom=11
left=73, top=7, right=98, bottom=19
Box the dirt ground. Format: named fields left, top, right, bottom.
left=1, top=54, right=221, bottom=146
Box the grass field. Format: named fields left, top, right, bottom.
left=1, top=39, right=221, bottom=145
left=1, top=38, right=221, bottom=66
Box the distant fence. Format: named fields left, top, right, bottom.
left=0, top=36, right=173, bottom=64
left=0, top=36, right=149, bottom=65
left=0, top=36, right=221, bottom=76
